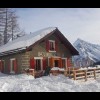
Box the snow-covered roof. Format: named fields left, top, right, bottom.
left=0, top=27, right=56, bottom=54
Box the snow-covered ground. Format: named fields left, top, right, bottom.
left=0, top=72, right=100, bottom=92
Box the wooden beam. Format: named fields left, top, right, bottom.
left=94, top=69, right=96, bottom=79
left=84, top=70, right=87, bottom=81
left=73, top=70, right=76, bottom=80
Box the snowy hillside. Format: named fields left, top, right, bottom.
left=0, top=73, right=100, bottom=92
left=73, top=38, right=100, bottom=67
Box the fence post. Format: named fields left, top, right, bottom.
left=84, top=70, right=87, bottom=81
left=94, top=69, right=96, bottom=79
left=73, top=70, right=76, bottom=80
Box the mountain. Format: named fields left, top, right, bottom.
left=73, top=38, right=100, bottom=67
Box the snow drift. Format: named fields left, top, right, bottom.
left=0, top=72, right=100, bottom=92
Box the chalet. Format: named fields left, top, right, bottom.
left=0, top=27, right=79, bottom=74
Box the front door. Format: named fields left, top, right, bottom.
left=35, top=59, right=41, bottom=71
left=54, top=60, right=59, bottom=67
left=34, top=57, right=43, bottom=71
left=49, top=57, right=62, bottom=68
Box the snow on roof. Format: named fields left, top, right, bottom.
left=0, top=27, right=56, bottom=54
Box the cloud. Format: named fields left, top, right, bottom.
left=16, top=8, right=100, bottom=45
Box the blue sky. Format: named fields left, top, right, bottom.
left=16, top=8, right=100, bottom=44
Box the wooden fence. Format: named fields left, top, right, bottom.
left=64, top=67, right=100, bottom=81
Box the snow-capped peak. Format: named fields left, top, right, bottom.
left=73, top=38, right=100, bottom=67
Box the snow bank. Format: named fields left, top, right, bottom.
left=51, top=67, right=64, bottom=71
left=88, top=67, right=96, bottom=69
left=51, top=67, right=59, bottom=70
left=96, top=65, right=100, bottom=68
left=79, top=67, right=87, bottom=70
left=0, top=72, right=100, bottom=92
left=79, top=67, right=98, bottom=70
left=59, top=68, right=65, bottom=71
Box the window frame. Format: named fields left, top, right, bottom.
left=49, top=40, right=56, bottom=52
left=34, top=57, right=43, bottom=71
left=10, top=58, right=16, bottom=74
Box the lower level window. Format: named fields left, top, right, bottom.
left=10, top=59, right=15, bottom=73
left=34, top=57, right=43, bottom=71
left=35, top=59, right=41, bottom=71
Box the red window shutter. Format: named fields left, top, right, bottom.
left=14, top=59, right=17, bottom=73
left=0, top=61, right=2, bottom=71
left=30, top=58, right=35, bottom=69
left=1, top=61, right=4, bottom=73
left=55, top=40, right=58, bottom=51
left=49, top=57, right=53, bottom=67
left=8, top=60, right=10, bottom=73
left=46, top=40, right=49, bottom=52
left=43, top=58, right=46, bottom=70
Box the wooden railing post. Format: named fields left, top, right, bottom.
left=94, top=69, right=96, bottom=79
left=84, top=70, right=87, bottom=81
left=73, top=70, right=76, bottom=80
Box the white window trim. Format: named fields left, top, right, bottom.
left=49, top=50, right=56, bottom=52
left=34, top=57, right=43, bottom=71
left=10, top=58, right=16, bottom=60
left=62, top=58, right=67, bottom=69
left=53, top=56, right=61, bottom=58
left=34, top=57, right=43, bottom=60
left=10, top=58, right=16, bottom=74
left=49, top=40, right=55, bottom=42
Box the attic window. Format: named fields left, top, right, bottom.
left=49, top=40, right=55, bottom=51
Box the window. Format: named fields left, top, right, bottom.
left=49, top=40, right=55, bottom=51
left=12, top=60, right=15, bottom=71
left=34, top=57, right=43, bottom=71
left=35, top=59, right=41, bottom=71
left=10, top=58, right=16, bottom=73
